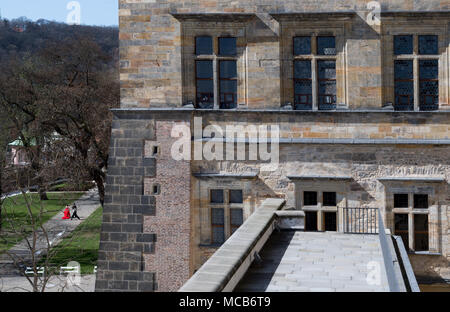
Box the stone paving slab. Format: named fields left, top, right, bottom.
left=235, top=231, right=389, bottom=292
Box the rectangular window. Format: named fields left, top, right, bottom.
left=219, top=37, right=236, bottom=56
left=304, top=191, right=318, bottom=206
left=414, top=214, right=429, bottom=251
left=323, top=192, right=336, bottom=206
left=229, top=190, right=243, bottom=204
left=219, top=60, right=237, bottom=109
left=414, top=194, right=428, bottom=209
left=230, top=208, right=243, bottom=234
left=196, top=36, right=213, bottom=55
left=394, top=214, right=409, bottom=250
left=324, top=212, right=337, bottom=231
left=294, top=60, right=312, bottom=110
left=394, top=60, right=414, bottom=111
left=211, top=208, right=225, bottom=244
left=394, top=194, right=409, bottom=208
left=305, top=211, right=318, bottom=231
left=196, top=60, right=214, bottom=109
left=294, top=36, right=311, bottom=55
left=317, top=36, right=336, bottom=55
left=419, top=60, right=439, bottom=111
left=394, top=35, right=413, bottom=55
left=419, top=35, right=438, bottom=55
left=317, top=60, right=337, bottom=110
left=210, top=189, right=224, bottom=204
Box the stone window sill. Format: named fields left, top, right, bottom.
left=408, top=251, right=441, bottom=256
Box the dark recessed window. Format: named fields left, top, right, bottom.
left=229, top=190, right=243, bottom=204
left=304, top=191, right=318, bottom=206
left=414, top=214, right=429, bottom=251
left=211, top=208, right=225, bottom=244
left=219, top=60, right=237, bottom=109
left=317, top=36, right=336, bottom=55
left=196, top=36, right=213, bottom=55
left=219, top=37, right=236, bottom=56
left=419, top=35, right=438, bottom=55
left=210, top=189, right=224, bottom=204
left=394, top=214, right=409, bottom=250
left=294, top=60, right=312, bottom=110
left=394, top=60, right=414, bottom=111
left=323, top=192, right=337, bottom=206
left=394, top=194, right=409, bottom=208
left=230, top=208, right=243, bottom=234
left=414, top=194, right=428, bottom=209
left=394, top=35, right=413, bottom=55
left=317, top=60, right=337, bottom=110
left=324, top=212, right=337, bottom=231
left=294, top=36, right=311, bottom=55
left=196, top=60, right=214, bottom=109
left=305, top=211, right=318, bottom=231
left=419, top=59, right=439, bottom=111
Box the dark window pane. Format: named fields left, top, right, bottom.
left=394, top=60, right=414, bottom=111
left=304, top=191, right=317, bottom=206
left=419, top=35, right=438, bottom=55
left=419, top=60, right=439, bottom=111
left=210, top=189, right=224, bottom=204
left=394, top=194, right=409, bottom=208
left=394, top=214, right=409, bottom=250
left=294, top=36, right=311, bottom=55
left=196, top=61, right=213, bottom=78
left=212, top=208, right=225, bottom=244
left=196, top=36, right=213, bottom=55
left=219, top=81, right=237, bottom=109
left=219, top=60, right=237, bottom=79
left=211, top=208, right=224, bottom=225
left=318, top=60, right=337, bottom=110
left=212, top=226, right=225, bottom=244
left=230, top=208, right=244, bottom=234
left=394, top=35, right=413, bottom=55
left=323, top=192, right=336, bottom=206
left=414, top=194, right=428, bottom=209
left=294, top=60, right=312, bottom=110
left=219, top=37, right=236, bottom=56
left=317, top=36, right=336, bottom=55
left=305, top=211, right=318, bottom=231
left=324, top=212, right=337, bottom=231
left=229, top=190, right=243, bottom=204
left=414, top=214, right=428, bottom=251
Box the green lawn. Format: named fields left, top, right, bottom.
left=39, top=206, right=103, bottom=275
left=0, top=192, right=84, bottom=252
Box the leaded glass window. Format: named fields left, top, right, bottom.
left=394, top=60, right=414, bottom=111
left=394, top=35, right=413, bottom=55
left=394, top=214, right=409, bottom=250
left=394, top=194, right=409, bottom=208
left=318, top=60, right=337, bottom=110
left=211, top=208, right=225, bottom=244
left=419, top=35, right=438, bottom=55
left=414, top=214, right=429, bottom=251
left=323, top=192, right=337, bottom=206
left=294, top=60, right=312, bottom=110
left=196, top=36, right=213, bottom=55
left=210, top=189, right=224, bottom=204
left=229, top=190, right=243, bottom=204
left=219, top=60, right=237, bottom=109
left=414, top=194, right=428, bottom=209
left=219, top=37, right=236, bottom=56
left=230, top=208, right=243, bottom=234
left=304, top=191, right=318, bottom=206
left=294, top=36, right=311, bottom=55
left=317, top=36, right=336, bottom=55
left=419, top=60, right=439, bottom=111
left=196, top=60, right=214, bottom=109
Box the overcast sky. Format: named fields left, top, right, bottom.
left=0, top=0, right=118, bottom=26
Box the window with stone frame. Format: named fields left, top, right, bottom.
left=302, top=190, right=338, bottom=232
left=292, top=36, right=337, bottom=110
left=393, top=193, right=430, bottom=252
left=209, top=188, right=244, bottom=245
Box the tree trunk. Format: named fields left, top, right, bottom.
left=92, top=169, right=105, bottom=207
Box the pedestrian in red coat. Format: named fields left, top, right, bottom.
left=62, top=206, right=71, bottom=220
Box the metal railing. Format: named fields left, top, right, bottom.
left=343, top=207, right=379, bottom=234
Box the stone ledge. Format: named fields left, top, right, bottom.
left=179, top=198, right=285, bottom=292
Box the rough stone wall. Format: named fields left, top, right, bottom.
left=118, top=0, right=449, bottom=109
left=95, top=117, right=157, bottom=292
left=143, top=120, right=191, bottom=291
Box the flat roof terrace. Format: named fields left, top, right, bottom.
left=234, top=231, right=389, bottom=292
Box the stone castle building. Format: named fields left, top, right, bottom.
left=95, top=0, right=450, bottom=292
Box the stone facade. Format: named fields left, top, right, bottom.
left=96, top=0, right=450, bottom=291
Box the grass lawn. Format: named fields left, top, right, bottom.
left=39, top=206, right=103, bottom=275
left=0, top=192, right=84, bottom=252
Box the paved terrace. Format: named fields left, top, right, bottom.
left=234, top=231, right=389, bottom=292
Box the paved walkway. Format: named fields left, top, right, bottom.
left=0, top=189, right=100, bottom=276
left=0, top=274, right=96, bottom=292
left=235, top=231, right=389, bottom=292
